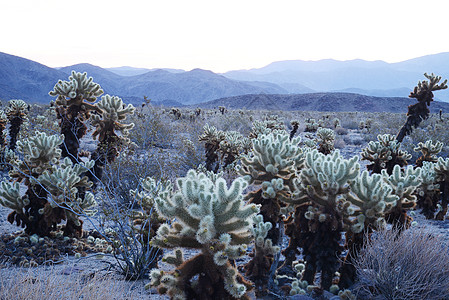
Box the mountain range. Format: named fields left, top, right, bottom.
left=1, top=51, right=449, bottom=108
left=195, top=93, right=449, bottom=113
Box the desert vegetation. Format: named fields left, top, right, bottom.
left=0, top=72, right=448, bottom=300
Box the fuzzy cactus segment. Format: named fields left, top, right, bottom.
left=49, top=71, right=103, bottom=104
left=149, top=170, right=257, bottom=299
left=346, top=170, right=398, bottom=232
left=293, top=149, right=360, bottom=206
left=434, top=157, right=449, bottom=220
left=414, top=140, right=443, bottom=167
left=239, top=131, right=303, bottom=189
left=37, top=157, right=95, bottom=212
left=381, top=165, right=422, bottom=229
left=91, top=94, right=135, bottom=142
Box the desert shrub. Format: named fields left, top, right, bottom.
left=400, top=117, right=449, bottom=160
left=334, top=138, right=346, bottom=149
left=128, top=105, right=176, bottom=149
left=353, top=227, right=449, bottom=300
left=96, top=163, right=165, bottom=280
left=0, top=265, right=140, bottom=300
left=335, top=127, right=348, bottom=135
left=344, top=135, right=365, bottom=146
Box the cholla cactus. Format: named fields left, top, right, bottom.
left=49, top=71, right=103, bottom=162
left=339, top=170, right=399, bottom=288
left=289, top=120, right=299, bottom=140
left=0, top=131, right=95, bottom=236
left=218, top=106, right=227, bottom=114
left=199, top=124, right=225, bottom=172
left=219, top=131, right=250, bottom=169
left=5, top=99, right=29, bottom=150
left=147, top=170, right=259, bottom=299
left=304, top=118, right=319, bottom=133
left=249, top=117, right=285, bottom=139
left=169, top=107, right=182, bottom=119
left=333, top=118, right=341, bottom=128
left=90, top=95, right=135, bottom=183
left=0, top=110, right=7, bottom=148
left=361, top=134, right=411, bottom=174
left=397, top=73, right=448, bottom=142
left=415, top=161, right=440, bottom=219
left=238, top=130, right=304, bottom=294
left=288, top=150, right=360, bottom=290
left=414, top=140, right=443, bottom=167
left=245, top=214, right=280, bottom=295
left=316, top=127, right=335, bottom=154
left=434, top=157, right=449, bottom=220
left=382, top=165, right=422, bottom=229
left=37, top=157, right=96, bottom=236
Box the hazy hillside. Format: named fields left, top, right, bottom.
left=0, top=52, right=67, bottom=103
left=195, top=92, right=449, bottom=113
left=223, top=53, right=449, bottom=101
left=106, top=67, right=184, bottom=76
left=0, top=52, right=287, bottom=105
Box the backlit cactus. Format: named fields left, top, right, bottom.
left=361, top=134, right=411, bottom=174
left=415, top=161, right=440, bottom=219
left=382, top=165, right=422, bottom=229
left=49, top=71, right=103, bottom=162
left=288, top=149, right=360, bottom=290
left=90, top=94, right=135, bottom=183
left=148, top=170, right=258, bottom=299
left=397, top=73, right=448, bottom=142
left=238, top=130, right=304, bottom=295
left=5, top=99, right=29, bottom=150
left=414, top=140, right=443, bottom=167
left=199, top=124, right=225, bottom=172
left=434, top=157, right=449, bottom=220
left=0, top=131, right=95, bottom=237
left=339, top=170, right=399, bottom=288
left=316, top=127, right=335, bottom=154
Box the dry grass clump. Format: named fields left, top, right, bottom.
left=0, top=265, right=148, bottom=300
left=353, top=227, right=449, bottom=300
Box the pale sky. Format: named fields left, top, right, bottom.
left=2, top=0, right=449, bottom=73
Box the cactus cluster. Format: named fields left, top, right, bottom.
left=361, top=134, right=411, bottom=174
left=199, top=124, right=249, bottom=172
left=0, top=131, right=95, bottom=237
left=147, top=170, right=261, bottom=299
